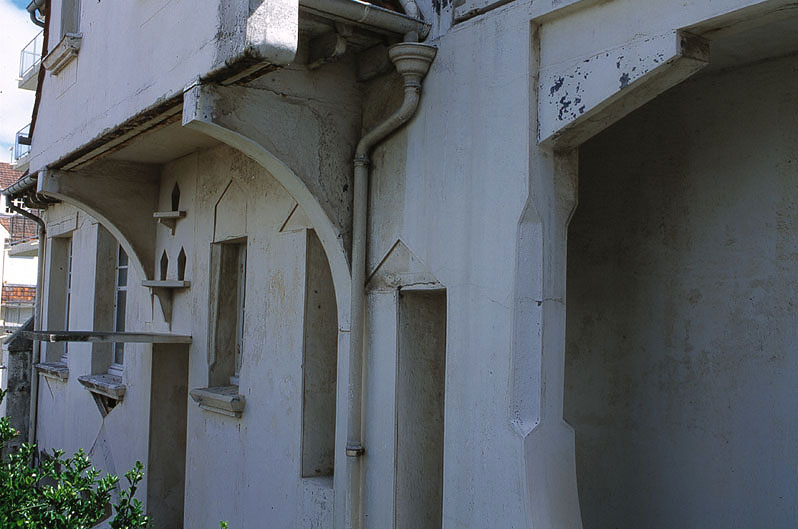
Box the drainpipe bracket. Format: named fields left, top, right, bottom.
left=345, top=443, right=365, bottom=457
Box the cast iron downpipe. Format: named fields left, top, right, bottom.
left=26, top=0, right=46, bottom=27
left=6, top=198, right=45, bottom=446
left=344, top=41, right=436, bottom=529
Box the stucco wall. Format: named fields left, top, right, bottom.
left=565, top=54, right=798, bottom=529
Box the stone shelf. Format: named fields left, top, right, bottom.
left=142, top=280, right=190, bottom=324
left=78, top=374, right=126, bottom=400
left=190, top=386, right=245, bottom=418
left=153, top=210, right=186, bottom=234
left=141, top=280, right=190, bottom=288
left=35, top=362, right=69, bottom=381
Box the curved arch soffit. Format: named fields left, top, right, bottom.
left=185, top=119, right=352, bottom=328
left=41, top=191, right=150, bottom=283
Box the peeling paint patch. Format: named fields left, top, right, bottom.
left=538, top=30, right=709, bottom=146
left=619, top=73, right=631, bottom=89
left=558, top=96, right=572, bottom=120
left=550, top=77, right=565, bottom=97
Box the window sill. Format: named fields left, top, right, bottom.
left=35, top=362, right=69, bottom=381
left=189, top=386, right=245, bottom=418
left=42, top=33, right=82, bottom=75
left=77, top=374, right=126, bottom=400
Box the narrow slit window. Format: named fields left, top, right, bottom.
left=177, top=248, right=187, bottom=281
left=171, top=183, right=181, bottom=212
left=110, top=245, right=128, bottom=374
left=62, top=238, right=73, bottom=362
left=232, top=243, right=247, bottom=385
left=160, top=251, right=168, bottom=281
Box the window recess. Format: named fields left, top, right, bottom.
left=191, top=239, right=247, bottom=417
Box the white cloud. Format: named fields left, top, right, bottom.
left=0, top=0, right=39, bottom=160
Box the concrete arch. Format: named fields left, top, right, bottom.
left=39, top=165, right=160, bottom=283
left=182, top=105, right=352, bottom=331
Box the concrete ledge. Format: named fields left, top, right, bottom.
left=190, top=386, right=245, bottom=418
left=42, top=33, right=82, bottom=75
left=35, top=362, right=68, bottom=381
left=78, top=374, right=126, bottom=400
left=8, top=239, right=39, bottom=257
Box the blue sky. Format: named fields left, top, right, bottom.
left=0, top=0, right=38, bottom=163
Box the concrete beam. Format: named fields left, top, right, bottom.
left=37, top=161, right=160, bottom=280
left=455, top=0, right=602, bottom=25
left=538, top=30, right=709, bottom=149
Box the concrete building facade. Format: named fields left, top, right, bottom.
left=3, top=0, right=796, bottom=528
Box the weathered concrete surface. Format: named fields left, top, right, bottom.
left=29, top=0, right=299, bottom=174
left=567, top=53, right=798, bottom=529
left=182, top=60, right=361, bottom=327
left=1, top=319, right=33, bottom=454
left=38, top=162, right=160, bottom=280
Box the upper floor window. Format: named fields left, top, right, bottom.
left=60, top=0, right=81, bottom=38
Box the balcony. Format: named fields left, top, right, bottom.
left=6, top=214, right=39, bottom=257
left=18, top=30, right=43, bottom=91
left=13, top=124, right=31, bottom=172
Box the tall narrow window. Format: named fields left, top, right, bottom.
left=396, top=290, right=447, bottom=529
left=46, top=235, right=73, bottom=364
left=232, top=243, right=247, bottom=385
left=301, top=230, right=338, bottom=478
left=109, top=245, right=128, bottom=375
left=62, top=238, right=73, bottom=362
left=209, top=239, right=247, bottom=387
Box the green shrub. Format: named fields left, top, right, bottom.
left=0, top=389, right=150, bottom=528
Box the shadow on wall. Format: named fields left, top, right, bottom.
left=565, top=54, right=798, bottom=529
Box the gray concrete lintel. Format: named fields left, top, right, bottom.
left=37, top=162, right=160, bottom=280
left=538, top=29, right=709, bottom=149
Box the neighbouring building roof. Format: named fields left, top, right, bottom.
left=0, top=214, right=39, bottom=244
left=0, top=163, right=23, bottom=191
left=2, top=284, right=36, bottom=305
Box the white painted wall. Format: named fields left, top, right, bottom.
left=566, top=53, right=798, bottom=529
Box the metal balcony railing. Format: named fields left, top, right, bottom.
left=7, top=215, right=39, bottom=246
left=14, top=124, right=31, bottom=161
left=19, top=30, right=43, bottom=80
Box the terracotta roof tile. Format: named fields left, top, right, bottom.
left=0, top=163, right=23, bottom=190
left=2, top=284, right=36, bottom=304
